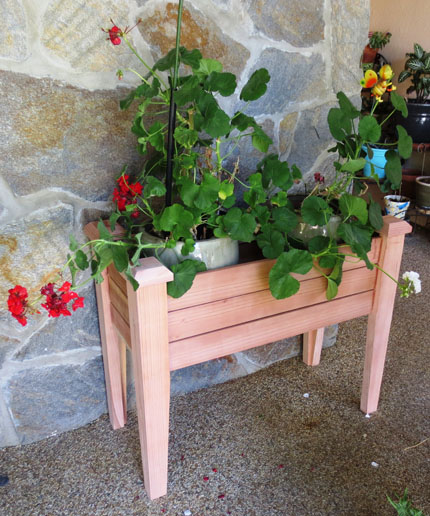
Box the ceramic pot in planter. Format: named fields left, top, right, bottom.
left=362, top=146, right=387, bottom=179
left=141, top=231, right=239, bottom=270
left=289, top=215, right=342, bottom=244
left=383, top=195, right=410, bottom=219
left=397, top=102, right=430, bottom=144
left=415, top=176, right=430, bottom=209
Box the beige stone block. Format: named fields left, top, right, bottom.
left=139, top=2, right=250, bottom=75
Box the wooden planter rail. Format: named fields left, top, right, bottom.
left=84, top=216, right=411, bottom=500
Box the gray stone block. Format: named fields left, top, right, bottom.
left=246, top=0, right=324, bottom=46
left=0, top=336, right=20, bottom=368
left=1, top=0, right=28, bottom=61
left=244, top=49, right=326, bottom=116
left=13, top=285, right=100, bottom=361
left=6, top=356, right=107, bottom=444
left=285, top=101, right=336, bottom=174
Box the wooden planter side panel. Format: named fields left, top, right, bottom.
left=167, top=266, right=377, bottom=342
left=167, top=238, right=381, bottom=312
left=169, top=291, right=374, bottom=371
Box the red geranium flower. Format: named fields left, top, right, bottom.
left=7, top=285, right=28, bottom=326
left=108, top=26, right=121, bottom=45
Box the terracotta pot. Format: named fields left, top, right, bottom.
left=362, top=45, right=378, bottom=64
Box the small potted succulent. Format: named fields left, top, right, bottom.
left=398, top=43, right=430, bottom=143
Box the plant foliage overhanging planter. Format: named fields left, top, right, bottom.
left=84, top=216, right=411, bottom=500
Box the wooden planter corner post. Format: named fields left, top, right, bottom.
left=84, top=215, right=411, bottom=500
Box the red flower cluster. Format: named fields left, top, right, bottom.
left=7, top=285, right=28, bottom=326
left=314, top=172, right=325, bottom=184
left=113, top=175, right=143, bottom=218
left=108, top=26, right=121, bottom=45
left=41, top=282, right=84, bottom=318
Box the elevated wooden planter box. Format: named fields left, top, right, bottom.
left=84, top=216, right=411, bottom=500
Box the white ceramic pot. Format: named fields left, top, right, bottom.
left=383, top=195, right=410, bottom=220
left=142, top=231, right=239, bottom=270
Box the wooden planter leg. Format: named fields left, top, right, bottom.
left=361, top=219, right=410, bottom=414
left=303, top=327, right=325, bottom=366
left=126, top=258, right=173, bottom=500
left=95, top=271, right=127, bottom=429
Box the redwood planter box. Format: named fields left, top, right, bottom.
left=84, top=216, right=411, bottom=500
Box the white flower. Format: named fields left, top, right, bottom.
left=402, top=271, right=422, bottom=295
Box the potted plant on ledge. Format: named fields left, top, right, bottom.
left=398, top=43, right=430, bottom=143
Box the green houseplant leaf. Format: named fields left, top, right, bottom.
left=240, top=68, right=270, bottom=101
left=269, top=249, right=313, bottom=299
left=167, top=259, right=207, bottom=298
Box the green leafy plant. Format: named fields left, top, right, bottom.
left=5, top=5, right=421, bottom=327
left=368, top=31, right=392, bottom=50
left=398, top=43, right=430, bottom=103
left=388, top=489, right=426, bottom=516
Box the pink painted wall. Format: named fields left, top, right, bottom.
left=370, top=0, right=430, bottom=97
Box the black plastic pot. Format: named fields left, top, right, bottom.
left=416, top=176, right=430, bottom=209
left=397, top=101, right=430, bottom=144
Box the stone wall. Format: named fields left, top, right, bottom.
left=0, top=0, right=369, bottom=446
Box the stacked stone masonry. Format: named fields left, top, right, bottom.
left=0, top=0, right=369, bottom=446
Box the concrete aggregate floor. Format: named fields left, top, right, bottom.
left=1, top=228, right=429, bottom=516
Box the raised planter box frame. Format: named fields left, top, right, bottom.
left=84, top=216, right=411, bottom=500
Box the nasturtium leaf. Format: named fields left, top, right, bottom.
left=339, top=193, right=368, bottom=224
left=112, top=245, right=129, bottom=273
left=327, top=107, right=352, bottom=140
left=181, top=238, right=196, bottom=256
left=270, top=191, right=288, bottom=207
left=147, top=121, right=166, bottom=152
left=240, top=68, right=270, bottom=101
left=252, top=126, right=273, bottom=153
left=97, top=221, right=113, bottom=241
left=195, top=58, right=223, bottom=78
left=75, top=250, right=89, bottom=271
left=256, top=225, right=285, bottom=259
left=231, top=112, right=256, bottom=131
left=326, top=278, right=338, bottom=300
left=390, top=91, right=408, bottom=117
left=291, top=164, right=302, bottom=181
left=221, top=207, right=257, bottom=242
left=167, top=259, right=207, bottom=298
left=301, top=196, right=332, bottom=226
left=337, top=222, right=373, bottom=265
left=174, top=76, right=201, bottom=106
left=201, top=104, right=231, bottom=138
left=269, top=249, right=313, bottom=299
left=396, top=125, right=413, bottom=159
left=109, top=212, right=121, bottom=231
left=204, top=72, right=237, bottom=96
left=341, top=158, right=367, bottom=173
left=219, top=180, right=234, bottom=200
left=384, top=150, right=402, bottom=189
left=358, top=115, right=381, bottom=143
left=252, top=205, right=271, bottom=225
left=318, top=254, right=337, bottom=269
left=174, top=126, right=199, bottom=148
left=243, top=173, right=266, bottom=207
left=369, top=198, right=383, bottom=231
left=180, top=47, right=202, bottom=69
left=308, top=236, right=330, bottom=254
left=272, top=207, right=298, bottom=234
left=337, top=91, right=360, bottom=119
left=144, top=176, right=166, bottom=198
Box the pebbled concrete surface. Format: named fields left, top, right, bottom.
left=0, top=228, right=429, bottom=516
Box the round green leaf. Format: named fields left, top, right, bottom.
left=301, top=196, right=332, bottom=226
left=240, top=68, right=270, bottom=101
left=358, top=115, right=381, bottom=143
